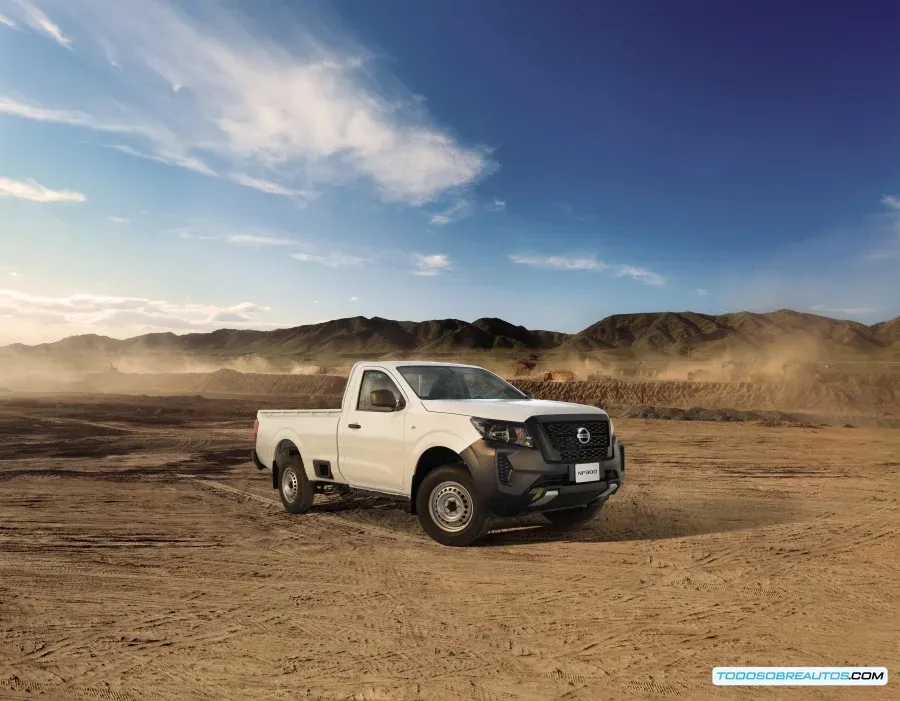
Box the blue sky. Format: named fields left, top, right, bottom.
left=1, top=0, right=899, bottom=344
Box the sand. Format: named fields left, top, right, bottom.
left=0, top=393, right=897, bottom=700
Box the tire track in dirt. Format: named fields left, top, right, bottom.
left=185, top=476, right=426, bottom=546
left=0, top=676, right=137, bottom=701
left=176, top=474, right=439, bottom=684
left=3, top=398, right=898, bottom=701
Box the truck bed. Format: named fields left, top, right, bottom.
left=255, top=409, right=342, bottom=472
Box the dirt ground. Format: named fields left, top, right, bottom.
left=0, top=394, right=897, bottom=700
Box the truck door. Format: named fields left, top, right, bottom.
left=338, top=369, right=407, bottom=491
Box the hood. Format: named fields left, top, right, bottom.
left=421, top=398, right=607, bottom=422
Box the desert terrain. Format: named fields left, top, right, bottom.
left=0, top=383, right=897, bottom=700
left=1, top=309, right=899, bottom=699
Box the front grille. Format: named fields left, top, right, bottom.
left=543, top=420, right=611, bottom=463
left=497, top=453, right=512, bottom=485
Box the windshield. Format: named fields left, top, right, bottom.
left=397, top=366, right=527, bottom=401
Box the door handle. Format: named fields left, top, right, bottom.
left=348, top=423, right=361, bottom=429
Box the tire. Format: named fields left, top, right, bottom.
left=416, top=466, right=490, bottom=547
left=277, top=451, right=315, bottom=514
left=542, top=501, right=604, bottom=528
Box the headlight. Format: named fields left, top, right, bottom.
left=608, top=419, right=615, bottom=436
left=470, top=417, right=535, bottom=448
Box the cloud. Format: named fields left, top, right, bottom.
left=510, top=253, right=666, bottom=286
left=485, top=197, right=506, bottom=213
left=174, top=229, right=303, bottom=246
left=11, top=0, right=71, bottom=47
left=8, top=272, right=20, bottom=277
left=99, top=37, right=119, bottom=67
left=509, top=254, right=607, bottom=271
left=0, top=97, right=167, bottom=142
left=107, top=143, right=218, bottom=177
left=0, top=14, right=17, bottom=28
left=881, top=195, right=900, bottom=211
left=809, top=305, right=878, bottom=316
left=559, top=201, right=593, bottom=222
left=228, top=233, right=299, bottom=246
left=107, top=216, right=129, bottom=224
left=0, top=176, right=85, bottom=203
left=615, top=265, right=666, bottom=286
left=860, top=195, right=900, bottom=261
left=108, top=144, right=312, bottom=200
left=430, top=198, right=472, bottom=226
left=227, top=173, right=316, bottom=199
left=349, top=296, right=359, bottom=302
left=696, top=288, right=708, bottom=296
left=412, top=253, right=452, bottom=276
left=206, top=301, right=268, bottom=323
left=2, top=0, right=493, bottom=204
left=0, top=288, right=282, bottom=343
left=291, top=252, right=368, bottom=267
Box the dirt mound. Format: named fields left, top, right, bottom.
left=197, top=369, right=347, bottom=397
left=75, top=369, right=348, bottom=400
left=69, top=370, right=900, bottom=416
left=512, top=376, right=900, bottom=414
left=607, top=405, right=814, bottom=425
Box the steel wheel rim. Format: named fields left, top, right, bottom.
left=428, top=481, right=474, bottom=533
left=282, top=467, right=299, bottom=503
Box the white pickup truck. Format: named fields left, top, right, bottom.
left=252, top=361, right=625, bottom=546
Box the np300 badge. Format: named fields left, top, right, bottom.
left=576, top=426, right=591, bottom=444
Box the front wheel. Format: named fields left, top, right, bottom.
left=416, top=466, right=490, bottom=547
left=542, top=501, right=604, bottom=528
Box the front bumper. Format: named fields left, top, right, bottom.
left=460, top=436, right=626, bottom=517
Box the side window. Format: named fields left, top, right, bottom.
left=357, top=370, right=403, bottom=412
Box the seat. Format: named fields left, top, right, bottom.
left=427, top=379, right=451, bottom=400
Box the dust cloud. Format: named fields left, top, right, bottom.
left=2, top=342, right=898, bottom=426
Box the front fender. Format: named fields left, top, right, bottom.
left=406, top=428, right=478, bottom=493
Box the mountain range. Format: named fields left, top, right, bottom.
left=4, top=310, right=900, bottom=363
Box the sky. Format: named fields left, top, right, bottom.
left=1, top=0, right=900, bottom=345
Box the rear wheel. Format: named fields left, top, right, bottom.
left=277, top=452, right=314, bottom=514
left=542, top=501, right=604, bottom=528
left=416, top=466, right=490, bottom=547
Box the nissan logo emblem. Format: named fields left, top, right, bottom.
left=576, top=427, right=591, bottom=444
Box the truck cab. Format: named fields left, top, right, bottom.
left=253, top=361, right=625, bottom=546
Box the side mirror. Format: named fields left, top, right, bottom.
left=370, top=389, right=401, bottom=410
left=524, top=390, right=534, bottom=399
